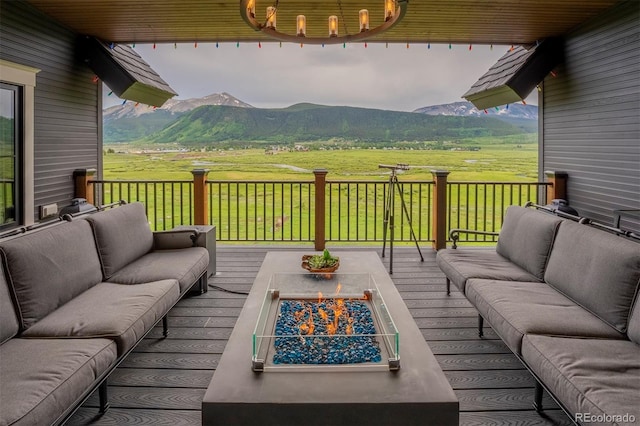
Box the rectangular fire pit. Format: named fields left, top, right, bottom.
left=252, top=273, right=399, bottom=372
left=202, top=251, right=458, bottom=426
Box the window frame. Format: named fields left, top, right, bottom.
left=0, top=82, right=23, bottom=229
left=0, top=59, right=39, bottom=227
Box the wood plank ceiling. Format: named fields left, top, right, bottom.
left=26, top=0, right=623, bottom=46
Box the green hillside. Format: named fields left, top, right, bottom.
left=145, top=104, right=530, bottom=145
left=104, top=110, right=183, bottom=143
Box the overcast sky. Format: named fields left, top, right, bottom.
left=103, top=42, right=537, bottom=112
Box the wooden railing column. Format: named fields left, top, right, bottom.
left=545, top=171, right=569, bottom=204
left=431, top=170, right=450, bottom=251
left=73, top=168, right=96, bottom=205
left=313, top=169, right=328, bottom=251
left=192, top=169, right=210, bottom=225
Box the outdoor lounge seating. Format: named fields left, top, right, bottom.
left=0, top=202, right=209, bottom=426
left=436, top=204, right=640, bottom=422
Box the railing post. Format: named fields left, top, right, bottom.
left=545, top=171, right=569, bottom=204
left=313, top=169, right=328, bottom=251
left=192, top=169, right=209, bottom=225
left=431, top=170, right=450, bottom=251
left=73, top=168, right=96, bottom=205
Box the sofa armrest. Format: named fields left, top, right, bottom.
left=449, top=229, right=499, bottom=249
left=153, top=229, right=198, bottom=250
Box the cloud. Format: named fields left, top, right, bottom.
left=103, top=42, right=536, bottom=111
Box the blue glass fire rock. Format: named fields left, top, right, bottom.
left=272, top=300, right=382, bottom=365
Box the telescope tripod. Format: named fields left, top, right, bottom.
left=381, top=168, right=424, bottom=274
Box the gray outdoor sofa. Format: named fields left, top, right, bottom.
left=436, top=204, right=640, bottom=424
left=0, top=202, right=209, bottom=425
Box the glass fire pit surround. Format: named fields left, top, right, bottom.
left=252, top=273, right=400, bottom=372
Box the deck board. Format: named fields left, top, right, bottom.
left=68, top=246, right=571, bottom=425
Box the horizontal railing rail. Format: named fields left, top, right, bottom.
left=82, top=170, right=564, bottom=249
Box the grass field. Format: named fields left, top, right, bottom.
left=102, top=135, right=541, bottom=240
left=104, top=134, right=538, bottom=182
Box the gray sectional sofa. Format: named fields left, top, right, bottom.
left=0, top=202, right=209, bottom=425
left=436, top=205, right=640, bottom=424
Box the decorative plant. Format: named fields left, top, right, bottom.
left=307, top=249, right=339, bottom=269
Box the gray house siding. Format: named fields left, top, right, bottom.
left=0, top=1, right=100, bottom=223
left=542, top=0, right=640, bottom=232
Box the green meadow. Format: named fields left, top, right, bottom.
left=102, top=135, right=540, bottom=240
left=104, top=134, right=538, bottom=182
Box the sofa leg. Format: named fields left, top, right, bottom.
left=533, top=380, right=543, bottom=412
left=201, top=274, right=208, bottom=294
left=98, top=381, right=110, bottom=414
left=163, top=315, right=169, bottom=338
left=478, top=315, right=484, bottom=337
left=446, top=278, right=450, bottom=296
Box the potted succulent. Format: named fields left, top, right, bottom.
left=301, top=249, right=340, bottom=273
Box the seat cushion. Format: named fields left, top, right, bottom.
left=544, top=220, right=640, bottom=334
left=22, top=280, right=179, bottom=356
left=436, top=248, right=540, bottom=294
left=0, top=338, right=117, bottom=426
left=466, top=279, right=625, bottom=354
left=495, top=206, right=563, bottom=280
left=85, top=202, right=154, bottom=279
left=107, top=248, right=209, bottom=293
left=0, top=220, right=103, bottom=330
left=522, top=334, right=640, bottom=420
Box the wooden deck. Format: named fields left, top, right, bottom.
left=68, top=246, right=572, bottom=426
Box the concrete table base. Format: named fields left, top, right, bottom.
left=202, top=251, right=458, bottom=426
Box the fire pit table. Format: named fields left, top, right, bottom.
left=202, top=251, right=458, bottom=426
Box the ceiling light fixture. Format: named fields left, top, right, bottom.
left=240, top=0, right=408, bottom=45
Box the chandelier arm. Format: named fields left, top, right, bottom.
left=239, top=0, right=408, bottom=45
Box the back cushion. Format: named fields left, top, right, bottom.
left=0, top=220, right=103, bottom=330
left=0, top=266, right=19, bottom=343
left=496, top=206, right=563, bottom=280
left=85, top=202, right=153, bottom=279
left=628, top=293, right=640, bottom=344
left=545, top=220, right=640, bottom=333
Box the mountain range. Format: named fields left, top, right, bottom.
left=103, top=93, right=537, bottom=144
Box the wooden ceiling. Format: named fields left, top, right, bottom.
left=26, top=0, right=623, bottom=46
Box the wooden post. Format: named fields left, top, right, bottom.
left=313, top=169, right=328, bottom=251
left=192, top=169, right=209, bottom=225
left=431, top=170, right=450, bottom=251
left=73, top=168, right=96, bottom=205
left=545, top=171, right=569, bottom=204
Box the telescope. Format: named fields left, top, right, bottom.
left=378, top=162, right=423, bottom=274
left=378, top=163, right=410, bottom=171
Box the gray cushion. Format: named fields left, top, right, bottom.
left=522, top=334, right=640, bottom=420
left=545, top=220, right=640, bottom=333
left=0, top=220, right=103, bottom=330
left=495, top=206, right=562, bottom=280
left=0, top=338, right=117, bottom=426
left=107, top=248, right=209, bottom=293
left=466, top=279, right=625, bottom=354
left=628, top=295, right=640, bottom=345
left=0, top=267, right=19, bottom=344
left=436, top=248, right=540, bottom=294
left=85, top=202, right=154, bottom=279
left=22, top=280, right=179, bottom=356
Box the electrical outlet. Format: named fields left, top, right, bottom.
left=40, top=203, right=58, bottom=218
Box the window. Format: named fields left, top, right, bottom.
left=0, top=59, right=38, bottom=228
left=0, top=83, right=21, bottom=229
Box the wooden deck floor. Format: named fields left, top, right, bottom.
left=68, top=246, right=572, bottom=426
